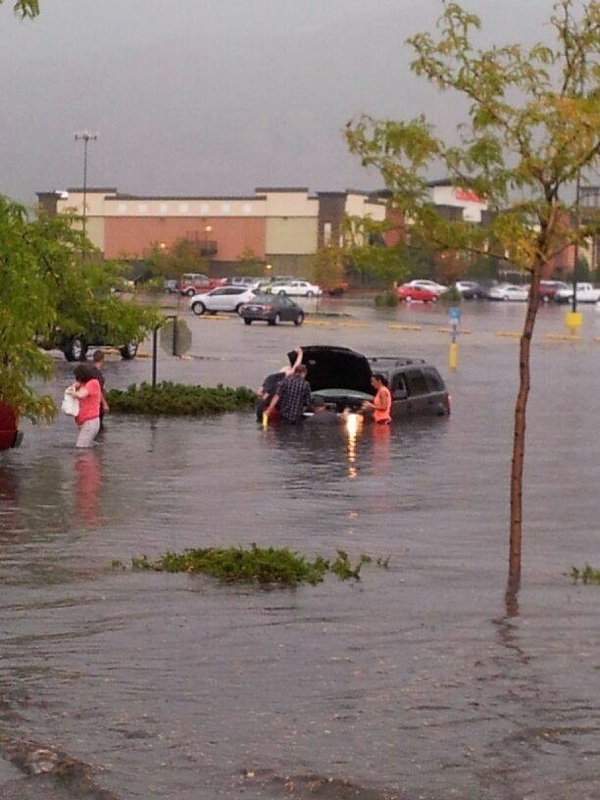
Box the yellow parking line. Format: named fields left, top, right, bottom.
left=305, top=320, right=333, bottom=327
left=388, top=324, right=422, bottom=331
left=339, top=322, right=370, bottom=328
left=546, top=333, right=581, bottom=341
left=436, top=327, right=471, bottom=334
left=496, top=331, right=521, bottom=338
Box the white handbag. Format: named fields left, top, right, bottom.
left=61, top=391, right=79, bottom=416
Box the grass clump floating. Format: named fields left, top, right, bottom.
left=570, top=564, right=600, bottom=584
left=129, top=545, right=376, bottom=586
left=106, top=381, right=256, bottom=417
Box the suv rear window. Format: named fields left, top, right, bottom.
left=423, top=367, right=445, bottom=392
left=404, top=368, right=430, bottom=396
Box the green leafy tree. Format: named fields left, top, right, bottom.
left=235, top=247, right=263, bottom=276
left=310, top=244, right=346, bottom=290
left=0, top=198, right=159, bottom=422
left=346, top=0, right=600, bottom=584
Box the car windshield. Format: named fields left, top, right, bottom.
left=248, top=295, right=274, bottom=304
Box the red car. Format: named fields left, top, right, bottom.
left=0, top=402, right=22, bottom=451
left=177, top=273, right=226, bottom=297
left=397, top=284, right=439, bottom=303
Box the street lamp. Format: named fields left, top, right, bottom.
left=74, top=131, right=98, bottom=238
left=204, top=225, right=212, bottom=256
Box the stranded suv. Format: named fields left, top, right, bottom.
left=291, top=345, right=451, bottom=419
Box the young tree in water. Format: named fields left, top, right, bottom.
left=0, top=198, right=159, bottom=422
left=345, top=0, right=600, bottom=583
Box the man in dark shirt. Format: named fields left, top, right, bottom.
left=255, top=347, right=303, bottom=422
left=89, top=350, right=109, bottom=433
left=266, top=364, right=311, bottom=423
left=305, top=396, right=347, bottom=426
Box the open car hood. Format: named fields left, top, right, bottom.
left=288, top=346, right=374, bottom=395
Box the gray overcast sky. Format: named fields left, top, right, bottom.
left=0, top=0, right=553, bottom=204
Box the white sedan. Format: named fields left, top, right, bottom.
left=266, top=280, right=322, bottom=297
left=487, top=283, right=529, bottom=301
left=189, top=286, right=256, bottom=315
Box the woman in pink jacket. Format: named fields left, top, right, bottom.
left=65, top=363, right=102, bottom=448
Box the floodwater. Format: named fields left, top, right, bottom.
left=2, top=298, right=600, bottom=799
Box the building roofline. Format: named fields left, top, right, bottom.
left=108, top=193, right=264, bottom=202
left=254, top=186, right=310, bottom=193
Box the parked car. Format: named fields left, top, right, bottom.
left=397, top=284, right=439, bottom=303
left=533, top=280, right=570, bottom=303
left=487, top=283, right=529, bottom=301
left=265, top=280, right=322, bottom=297
left=224, top=276, right=262, bottom=290
left=239, top=294, right=305, bottom=326
left=38, top=324, right=140, bottom=362
left=455, top=280, right=485, bottom=299
left=292, top=346, right=450, bottom=419
left=321, top=281, right=350, bottom=297
left=404, top=279, right=449, bottom=294
left=554, top=282, right=600, bottom=304
left=0, top=402, right=22, bottom=451
left=177, top=273, right=225, bottom=296
left=189, top=286, right=256, bottom=315
left=164, top=278, right=179, bottom=294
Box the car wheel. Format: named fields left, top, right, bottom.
left=278, top=290, right=287, bottom=296
left=120, top=340, right=138, bottom=360
left=186, top=288, right=195, bottom=297
left=306, top=291, right=314, bottom=297
left=432, top=295, right=439, bottom=303
left=235, top=304, right=244, bottom=315
left=502, top=295, right=509, bottom=301
left=244, top=319, right=252, bottom=325
left=63, top=336, right=87, bottom=362
left=404, top=296, right=412, bottom=303
left=191, top=302, right=205, bottom=315
left=294, top=312, right=304, bottom=326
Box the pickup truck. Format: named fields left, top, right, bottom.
left=554, top=282, right=600, bottom=304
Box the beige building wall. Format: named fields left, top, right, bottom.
left=345, top=193, right=386, bottom=221
left=266, top=217, right=318, bottom=256
left=259, top=188, right=318, bottom=218
left=104, top=195, right=266, bottom=218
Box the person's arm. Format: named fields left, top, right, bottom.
left=291, top=347, right=303, bottom=371
left=67, top=382, right=90, bottom=399
left=265, top=392, right=280, bottom=415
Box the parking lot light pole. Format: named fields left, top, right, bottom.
left=74, top=131, right=98, bottom=239
left=566, top=168, right=583, bottom=336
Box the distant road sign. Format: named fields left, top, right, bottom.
left=448, top=306, right=461, bottom=322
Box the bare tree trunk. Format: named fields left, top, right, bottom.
left=509, top=261, right=542, bottom=581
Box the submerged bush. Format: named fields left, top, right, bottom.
left=570, top=564, right=600, bottom=584
left=106, top=381, right=256, bottom=416
left=129, top=545, right=377, bottom=586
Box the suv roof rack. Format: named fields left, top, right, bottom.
left=367, top=356, right=426, bottom=367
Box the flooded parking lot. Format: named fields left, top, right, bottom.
left=2, top=298, right=600, bottom=799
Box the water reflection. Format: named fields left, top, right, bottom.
left=74, top=450, right=103, bottom=526
left=344, top=412, right=362, bottom=479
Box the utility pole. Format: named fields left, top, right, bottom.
left=74, top=131, right=98, bottom=239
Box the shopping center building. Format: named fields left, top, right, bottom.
left=37, top=186, right=391, bottom=278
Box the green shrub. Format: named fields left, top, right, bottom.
left=106, top=381, right=256, bottom=417
left=570, top=563, right=600, bottom=584
left=129, top=545, right=380, bottom=586
left=374, top=290, right=399, bottom=307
